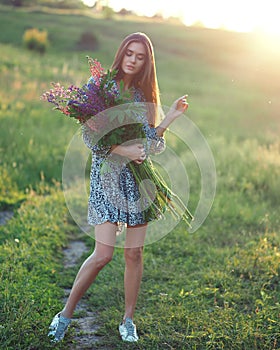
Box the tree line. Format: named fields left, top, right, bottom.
left=0, top=0, right=87, bottom=8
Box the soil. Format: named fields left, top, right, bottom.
left=0, top=210, right=14, bottom=226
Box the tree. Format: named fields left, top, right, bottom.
left=0, top=0, right=87, bottom=8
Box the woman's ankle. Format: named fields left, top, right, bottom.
left=60, top=308, right=72, bottom=319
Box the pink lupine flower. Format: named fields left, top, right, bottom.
left=87, top=56, right=104, bottom=86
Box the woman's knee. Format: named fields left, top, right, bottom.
left=124, top=247, right=143, bottom=264
left=91, top=240, right=115, bottom=268
left=94, top=253, right=113, bottom=270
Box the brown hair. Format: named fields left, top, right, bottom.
left=111, top=32, right=160, bottom=126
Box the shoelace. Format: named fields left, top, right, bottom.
left=55, top=317, right=69, bottom=338
left=125, top=320, right=136, bottom=337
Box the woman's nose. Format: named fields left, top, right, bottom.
left=130, top=54, right=136, bottom=63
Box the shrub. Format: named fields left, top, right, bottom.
left=0, top=166, right=26, bottom=210
left=76, top=31, right=99, bottom=51
left=22, top=28, right=49, bottom=54
left=102, top=5, right=114, bottom=19
left=118, top=8, right=133, bottom=16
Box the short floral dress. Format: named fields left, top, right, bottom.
left=82, top=84, right=165, bottom=227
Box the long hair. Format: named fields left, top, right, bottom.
left=111, top=32, right=160, bottom=126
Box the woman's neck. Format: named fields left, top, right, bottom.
left=121, top=75, right=133, bottom=91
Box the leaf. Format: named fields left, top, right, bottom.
left=100, top=162, right=113, bottom=176
left=117, top=114, right=125, bottom=123
left=119, top=80, right=124, bottom=92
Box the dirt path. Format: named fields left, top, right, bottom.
left=63, top=240, right=102, bottom=349
left=0, top=210, right=14, bottom=226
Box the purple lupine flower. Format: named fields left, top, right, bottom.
left=40, top=58, right=128, bottom=129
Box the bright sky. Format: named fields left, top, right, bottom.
left=83, top=0, right=280, bottom=35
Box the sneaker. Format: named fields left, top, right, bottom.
left=48, top=312, right=71, bottom=343
left=119, top=318, right=139, bottom=342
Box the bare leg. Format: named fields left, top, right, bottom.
left=122, top=224, right=147, bottom=321
left=61, top=222, right=117, bottom=319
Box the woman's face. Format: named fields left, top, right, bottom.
left=121, top=41, right=146, bottom=77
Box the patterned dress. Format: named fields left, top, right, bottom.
left=82, top=84, right=165, bottom=227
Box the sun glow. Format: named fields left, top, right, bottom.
left=83, top=0, right=280, bottom=36
left=181, top=0, right=280, bottom=35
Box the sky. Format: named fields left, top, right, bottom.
left=82, top=0, right=280, bottom=35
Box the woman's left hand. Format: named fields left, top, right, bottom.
left=169, top=95, right=189, bottom=119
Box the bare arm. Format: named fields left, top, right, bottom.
left=156, top=95, right=189, bottom=137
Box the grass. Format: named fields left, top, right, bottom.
left=0, top=188, right=71, bottom=350
left=76, top=227, right=279, bottom=350
left=0, top=5, right=279, bottom=349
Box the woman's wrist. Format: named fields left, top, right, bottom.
left=156, top=113, right=175, bottom=136
left=111, top=145, right=127, bottom=156
left=155, top=126, right=167, bottom=137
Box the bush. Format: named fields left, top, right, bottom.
left=118, top=8, right=133, bottom=16
left=76, top=31, right=99, bottom=51
left=102, top=5, right=114, bottom=19
left=0, top=166, right=26, bottom=210
left=22, top=28, right=49, bottom=54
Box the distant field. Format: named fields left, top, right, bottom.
left=0, top=6, right=280, bottom=350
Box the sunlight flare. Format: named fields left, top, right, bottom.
left=83, top=0, right=280, bottom=36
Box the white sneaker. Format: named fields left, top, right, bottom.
left=119, top=318, right=139, bottom=342
left=48, top=312, right=71, bottom=343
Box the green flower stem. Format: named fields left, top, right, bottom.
left=127, top=158, right=193, bottom=228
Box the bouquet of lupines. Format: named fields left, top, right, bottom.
left=40, top=57, right=130, bottom=125
left=41, top=57, right=193, bottom=227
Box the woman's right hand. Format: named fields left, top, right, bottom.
left=111, top=143, right=146, bottom=164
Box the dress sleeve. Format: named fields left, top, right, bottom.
left=82, top=124, right=111, bottom=157
left=144, top=124, right=166, bottom=155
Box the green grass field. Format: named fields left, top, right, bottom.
left=0, top=5, right=280, bottom=349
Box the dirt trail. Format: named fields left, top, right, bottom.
left=63, top=240, right=101, bottom=349
left=0, top=210, right=14, bottom=226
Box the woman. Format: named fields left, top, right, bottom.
left=48, top=32, right=189, bottom=343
